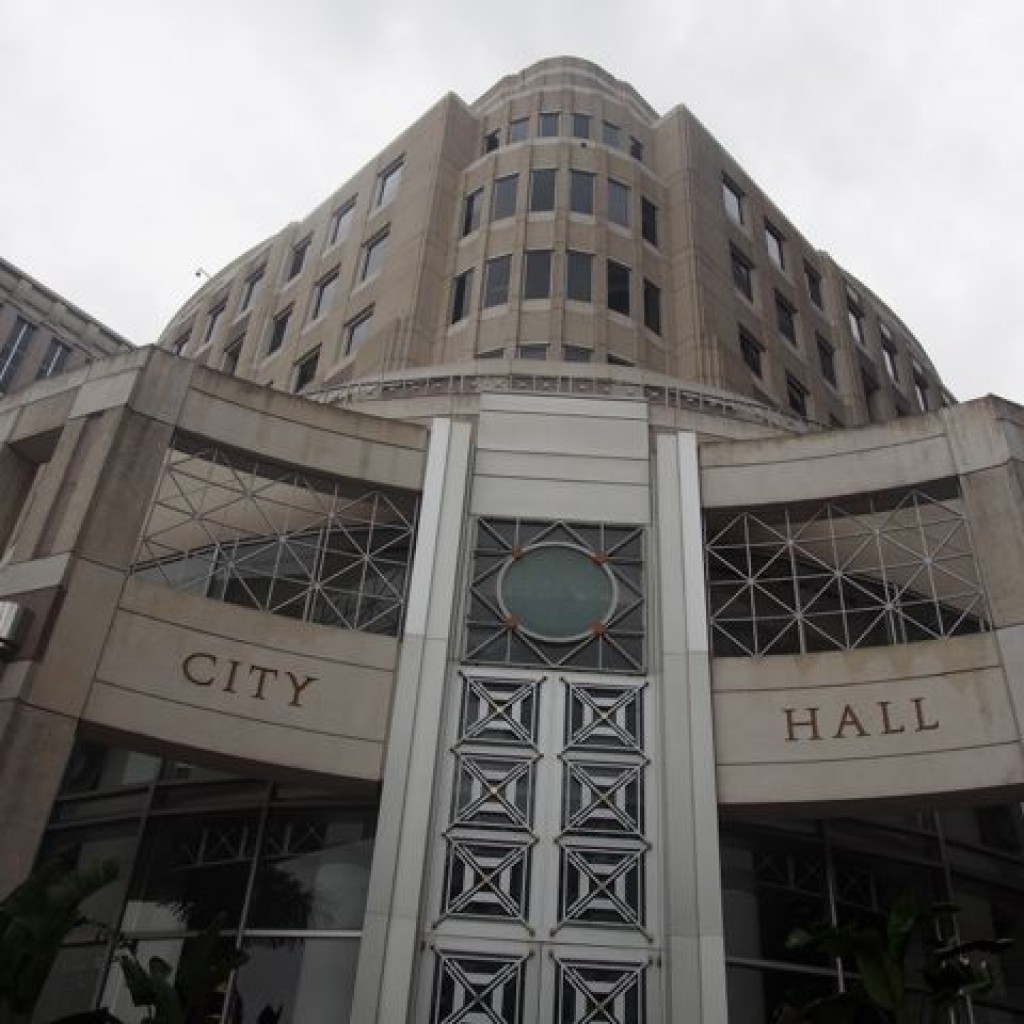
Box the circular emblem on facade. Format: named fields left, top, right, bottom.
left=496, top=543, right=617, bottom=642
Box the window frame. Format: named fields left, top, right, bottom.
left=286, top=236, right=311, bottom=281
left=722, top=175, right=745, bottom=225
left=817, top=334, right=837, bottom=387
left=360, top=229, right=390, bottom=281
left=374, top=159, right=403, bottom=209
left=641, top=198, right=658, bottom=247
left=643, top=279, right=662, bottom=335
left=345, top=306, right=374, bottom=356
left=292, top=347, right=320, bottom=393
left=730, top=246, right=754, bottom=300
left=492, top=174, right=518, bottom=221
left=608, top=179, right=630, bottom=228
left=538, top=112, right=560, bottom=137
left=36, top=337, right=71, bottom=380
left=266, top=307, right=291, bottom=356
left=775, top=291, right=797, bottom=345
left=239, top=267, right=264, bottom=313
left=327, top=200, right=356, bottom=248
left=529, top=168, right=557, bottom=213
left=739, top=328, right=764, bottom=378
left=602, top=121, right=621, bottom=148
left=461, top=188, right=484, bottom=236
left=483, top=254, right=512, bottom=308
left=572, top=113, right=591, bottom=139
left=765, top=222, right=786, bottom=271
left=607, top=260, right=631, bottom=317
left=523, top=250, right=552, bottom=301
left=450, top=268, right=474, bottom=324
left=566, top=250, right=593, bottom=303
left=508, top=117, right=529, bottom=144
left=786, top=372, right=809, bottom=417
left=805, top=263, right=824, bottom=309
left=309, top=270, right=340, bottom=323
left=569, top=170, right=595, bottom=215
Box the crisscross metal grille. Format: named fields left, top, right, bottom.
left=431, top=951, right=529, bottom=1024
left=705, top=481, right=990, bottom=656
left=132, top=437, right=418, bottom=636
left=554, top=959, right=648, bottom=1024
left=465, top=519, right=645, bottom=672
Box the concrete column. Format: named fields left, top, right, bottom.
left=351, top=417, right=472, bottom=1024
left=654, top=431, right=728, bottom=1023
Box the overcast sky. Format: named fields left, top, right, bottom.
left=1, top=0, right=1021, bottom=402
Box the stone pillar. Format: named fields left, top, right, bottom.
left=655, top=430, right=729, bottom=1022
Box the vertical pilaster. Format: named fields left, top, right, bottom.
left=655, top=431, right=728, bottom=1022
left=351, top=417, right=473, bottom=1024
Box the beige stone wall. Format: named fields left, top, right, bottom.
left=0, top=348, right=428, bottom=895
left=703, top=397, right=1024, bottom=808
left=0, top=257, right=132, bottom=397
left=154, top=57, right=948, bottom=431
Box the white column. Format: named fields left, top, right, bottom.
left=654, top=431, right=728, bottom=1023
left=350, top=417, right=472, bottom=1024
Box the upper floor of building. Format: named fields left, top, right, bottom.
left=156, top=57, right=950, bottom=431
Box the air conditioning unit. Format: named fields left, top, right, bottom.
left=0, top=601, right=29, bottom=659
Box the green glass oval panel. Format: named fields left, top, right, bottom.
left=499, top=544, right=615, bottom=641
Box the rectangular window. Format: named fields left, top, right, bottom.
left=529, top=168, right=556, bottom=213
left=327, top=201, right=356, bottom=247
left=739, top=329, right=763, bottom=377
left=375, top=159, right=403, bottom=208
left=36, top=338, right=70, bottom=379
left=483, top=255, right=512, bottom=308
left=570, top=170, right=595, bottom=215
left=602, top=121, right=620, bottom=148
left=523, top=250, right=552, bottom=300
left=293, top=347, right=319, bottom=392
left=171, top=332, right=190, bottom=355
left=203, top=303, right=225, bottom=345
left=538, top=112, right=560, bottom=137
left=608, top=179, right=630, bottom=227
left=566, top=250, right=593, bottom=302
left=882, top=341, right=900, bottom=382
left=492, top=174, right=518, bottom=220
left=730, top=246, right=753, bottom=300
left=287, top=236, right=310, bottom=280
left=450, top=269, right=474, bottom=324
left=722, top=176, right=744, bottom=225
left=775, top=292, right=797, bottom=344
left=508, top=117, right=529, bottom=143
left=361, top=230, right=389, bottom=280
left=345, top=306, right=374, bottom=355
left=765, top=222, right=785, bottom=270
left=848, top=302, right=865, bottom=345
left=309, top=270, right=339, bottom=322
left=914, top=371, right=929, bottom=411
left=630, top=137, right=644, bottom=162
left=641, top=198, right=658, bottom=246
left=786, top=372, right=808, bottom=417
left=805, top=263, right=823, bottom=308
left=483, top=130, right=500, bottom=154
left=643, top=279, right=662, bottom=335
left=462, top=188, right=484, bottom=236
left=267, top=308, right=290, bottom=355
left=607, top=260, right=631, bottom=316
left=222, top=340, right=241, bottom=375
left=817, top=334, right=836, bottom=386
left=516, top=344, right=547, bottom=360
left=239, top=268, right=264, bottom=312
left=563, top=345, right=592, bottom=363
left=572, top=113, right=591, bottom=139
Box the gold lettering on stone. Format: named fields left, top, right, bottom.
left=833, top=704, right=869, bottom=739
left=784, top=706, right=822, bottom=742
left=180, top=652, right=317, bottom=709
left=783, top=697, right=941, bottom=743
left=878, top=700, right=906, bottom=735
left=181, top=651, right=216, bottom=686
left=912, top=697, right=940, bottom=732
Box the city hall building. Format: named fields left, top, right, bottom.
left=1, top=57, right=1023, bottom=1022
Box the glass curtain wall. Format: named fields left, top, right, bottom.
left=31, top=740, right=377, bottom=1024
left=722, top=808, right=1024, bottom=1022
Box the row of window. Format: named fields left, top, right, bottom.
left=724, top=173, right=931, bottom=412
left=483, top=111, right=645, bottom=162
left=460, top=171, right=659, bottom=244
left=0, top=314, right=71, bottom=393
left=449, top=250, right=662, bottom=334
left=723, top=175, right=825, bottom=312
left=174, top=161, right=405, bottom=358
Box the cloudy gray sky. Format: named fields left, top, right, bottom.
left=1, top=0, right=1021, bottom=401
